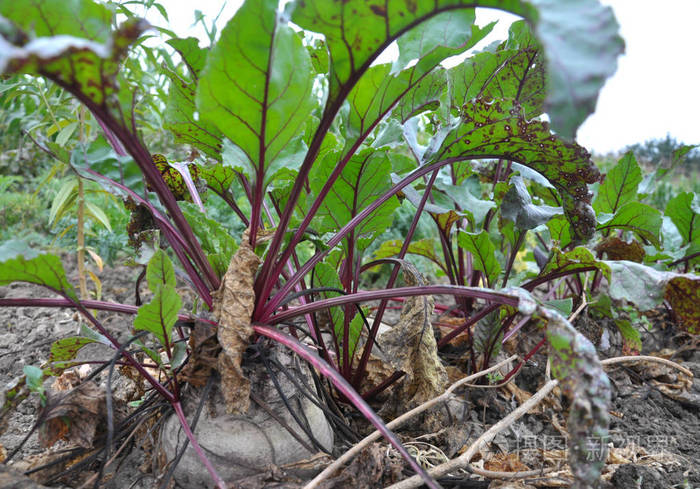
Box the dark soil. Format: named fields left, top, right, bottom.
left=1, top=256, right=699, bottom=489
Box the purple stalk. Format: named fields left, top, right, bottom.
left=522, top=266, right=598, bottom=291
left=171, top=161, right=206, bottom=213
left=255, top=15, right=463, bottom=310
left=71, top=299, right=175, bottom=402
left=351, top=169, right=440, bottom=387
left=253, top=325, right=441, bottom=489
left=48, top=77, right=218, bottom=292
left=437, top=302, right=500, bottom=348
left=0, top=297, right=193, bottom=322
left=95, top=115, right=127, bottom=156
left=501, top=229, right=526, bottom=288
left=268, top=285, right=519, bottom=325
left=502, top=314, right=531, bottom=343
left=78, top=168, right=212, bottom=304
left=172, top=401, right=227, bottom=489
left=261, top=155, right=522, bottom=320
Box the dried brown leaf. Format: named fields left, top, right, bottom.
left=376, top=264, right=447, bottom=418
left=213, top=230, right=261, bottom=414
left=180, top=319, right=220, bottom=387
left=39, top=381, right=108, bottom=449
left=317, top=443, right=402, bottom=489
left=595, top=236, right=645, bottom=262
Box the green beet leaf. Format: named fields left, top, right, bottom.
left=196, top=0, right=317, bottom=194
left=501, top=176, right=562, bottom=230
left=665, top=191, right=700, bottom=246
left=0, top=241, right=77, bottom=301
left=179, top=202, right=239, bottom=279
left=606, top=261, right=700, bottom=333
left=540, top=246, right=611, bottom=283
left=450, top=20, right=545, bottom=119
left=310, top=148, right=399, bottom=253
left=457, top=230, right=501, bottom=287
left=292, top=0, right=622, bottom=139
left=146, top=249, right=176, bottom=293
left=593, top=152, right=642, bottom=214
left=163, top=38, right=223, bottom=161
left=373, top=238, right=447, bottom=276
left=596, top=201, right=662, bottom=248
left=135, top=251, right=182, bottom=346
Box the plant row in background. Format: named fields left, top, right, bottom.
left=0, top=0, right=698, bottom=488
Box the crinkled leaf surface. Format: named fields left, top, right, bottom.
left=196, top=0, right=317, bottom=192
left=457, top=230, right=501, bottom=286
left=438, top=98, right=599, bottom=240
left=450, top=20, right=545, bottom=119
left=597, top=201, right=662, bottom=247
left=665, top=191, right=700, bottom=246
left=501, top=175, right=562, bottom=229
left=291, top=0, right=622, bottom=138
left=593, top=152, right=642, bottom=214
left=0, top=0, right=147, bottom=109
left=0, top=241, right=77, bottom=301
left=311, top=148, right=399, bottom=252
left=163, top=37, right=223, bottom=161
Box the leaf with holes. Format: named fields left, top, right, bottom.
left=0, top=0, right=147, bottom=109
left=438, top=98, right=599, bottom=240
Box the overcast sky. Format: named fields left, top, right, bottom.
left=148, top=0, right=700, bottom=155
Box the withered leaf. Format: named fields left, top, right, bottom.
left=213, top=230, right=261, bottom=414
left=595, top=236, right=645, bottom=262
left=376, top=263, right=447, bottom=417
left=39, top=381, right=108, bottom=449
left=180, top=319, right=220, bottom=387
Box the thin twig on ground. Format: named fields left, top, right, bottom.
left=384, top=354, right=694, bottom=489
left=302, top=354, right=518, bottom=489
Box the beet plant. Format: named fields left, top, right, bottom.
left=2, top=0, right=697, bottom=488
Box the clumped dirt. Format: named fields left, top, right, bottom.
left=1, top=255, right=699, bottom=489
